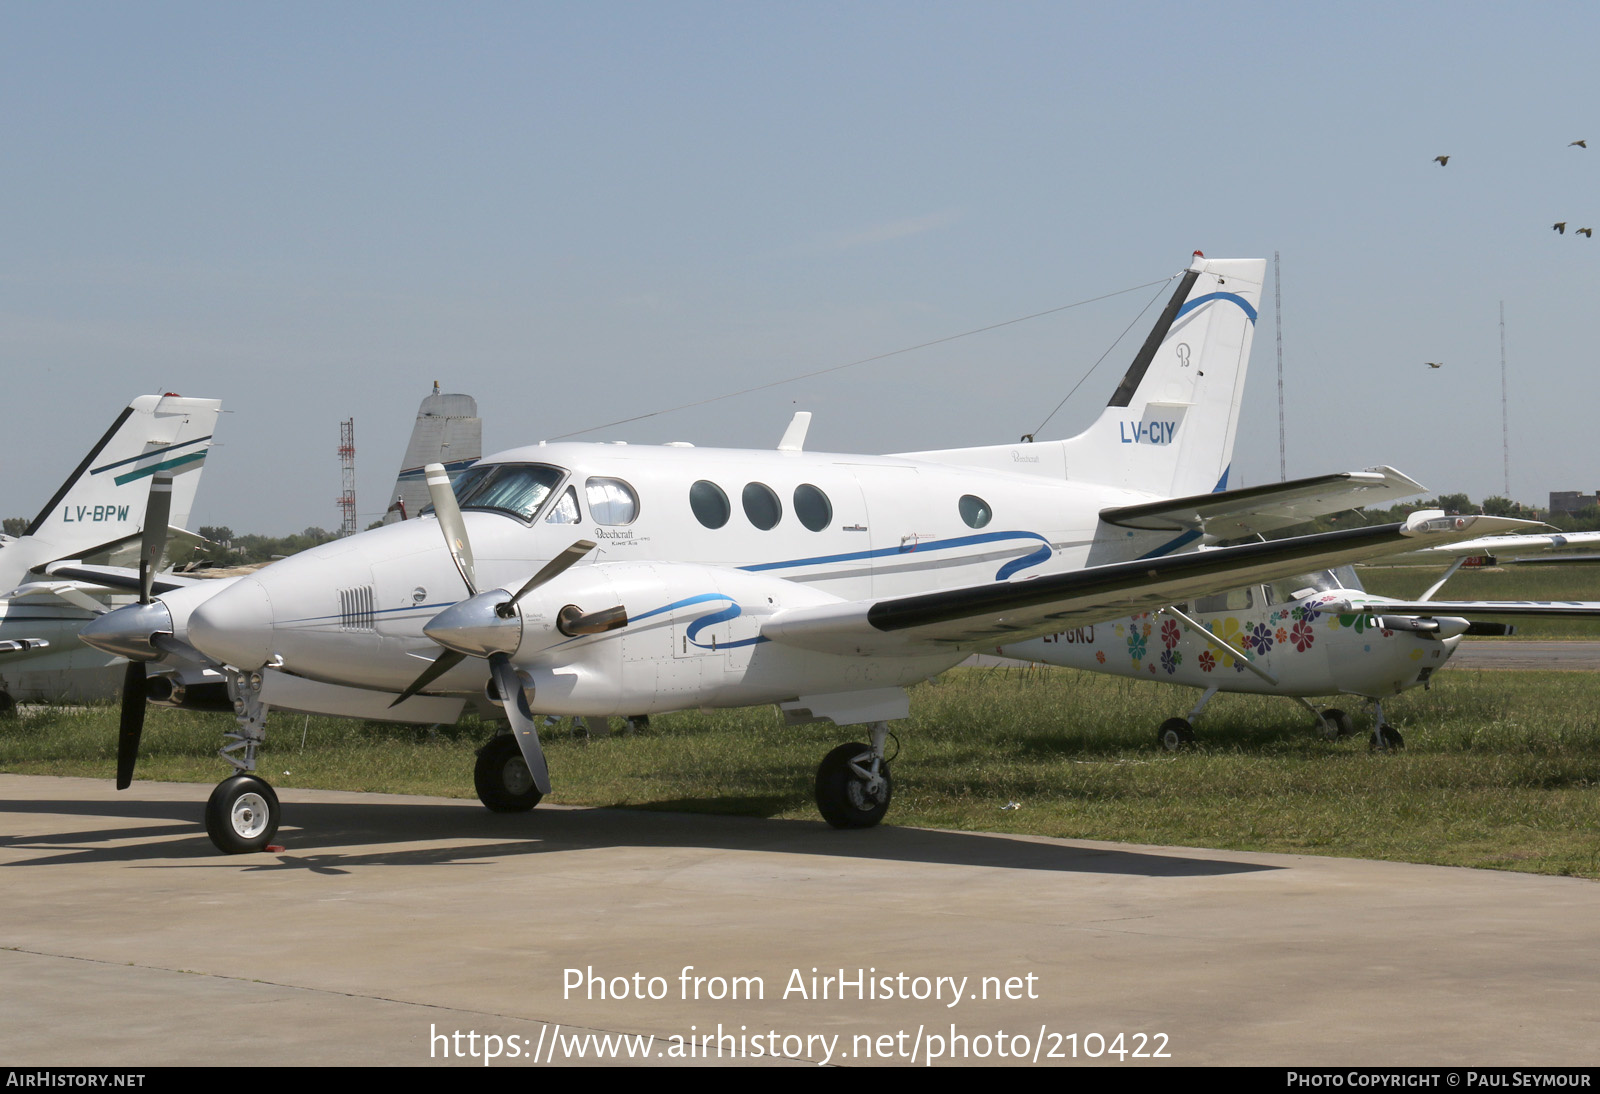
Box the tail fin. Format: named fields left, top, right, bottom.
left=1060, top=254, right=1263, bottom=496
left=900, top=253, right=1265, bottom=499
left=24, top=395, right=221, bottom=553
left=382, top=384, right=481, bottom=524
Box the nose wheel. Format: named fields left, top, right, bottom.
left=205, top=774, right=281, bottom=854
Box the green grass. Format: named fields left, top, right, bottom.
left=5, top=665, right=1599, bottom=878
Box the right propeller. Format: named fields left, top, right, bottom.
left=392, top=464, right=628, bottom=795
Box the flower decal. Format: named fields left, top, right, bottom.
left=1249, top=623, right=1274, bottom=654
left=1198, top=650, right=1215, bottom=672
left=1293, top=604, right=1321, bottom=624
left=1291, top=620, right=1315, bottom=652
left=1095, top=650, right=1106, bottom=664
left=1161, top=619, right=1181, bottom=649
left=1128, top=631, right=1147, bottom=662
left=1161, top=648, right=1183, bottom=674
left=1275, top=626, right=1288, bottom=646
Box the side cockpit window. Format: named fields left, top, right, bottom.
left=545, top=486, right=580, bottom=524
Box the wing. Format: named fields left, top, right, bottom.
left=1416, top=530, right=1600, bottom=558
left=763, top=513, right=1537, bottom=655
left=1326, top=598, right=1600, bottom=620
left=1098, top=466, right=1424, bottom=541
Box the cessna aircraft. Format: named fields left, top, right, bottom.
left=0, top=394, right=220, bottom=710
left=998, top=544, right=1600, bottom=751
left=78, top=254, right=1532, bottom=853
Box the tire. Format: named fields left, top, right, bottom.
left=1323, top=708, right=1357, bottom=738
left=1370, top=725, right=1405, bottom=751
left=1158, top=717, right=1196, bottom=751
left=205, top=775, right=280, bottom=854
left=475, top=734, right=544, bottom=813
left=815, top=742, right=891, bottom=829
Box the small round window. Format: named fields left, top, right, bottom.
left=959, top=494, right=993, bottom=529
left=793, top=484, right=832, bottom=532
left=742, top=482, right=782, bottom=530
left=690, top=480, right=730, bottom=529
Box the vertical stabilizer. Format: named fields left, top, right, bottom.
left=383, top=385, right=482, bottom=523
left=22, top=394, right=221, bottom=555
left=1061, top=254, right=1264, bottom=497
left=899, top=253, right=1264, bottom=500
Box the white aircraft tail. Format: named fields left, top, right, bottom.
left=21, top=394, right=221, bottom=560
left=901, top=253, right=1265, bottom=499
left=382, top=384, right=482, bottom=523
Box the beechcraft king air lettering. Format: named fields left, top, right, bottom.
left=78, top=254, right=1535, bottom=853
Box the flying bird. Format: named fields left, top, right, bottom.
left=1434, top=155, right=1450, bottom=166
left=1580, top=228, right=1594, bottom=238
left=1426, top=362, right=1443, bottom=369
left=1554, top=222, right=1567, bottom=234
left=1572, top=140, right=1588, bottom=148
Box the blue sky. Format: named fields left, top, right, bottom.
left=4, top=2, right=1596, bottom=532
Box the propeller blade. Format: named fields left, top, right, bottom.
left=557, top=603, right=629, bottom=637
left=139, top=473, right=174, bottom=605
left=505, top=539, right=598, bottom=614
left=425, top=462, right=476, bottom=596
left=489, top=653, right=550, bottom=795
left=389, top=649, right=467, bottom=708
left=115, top=659, right=146, bottom=790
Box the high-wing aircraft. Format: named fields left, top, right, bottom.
left=78, top=254, right=1533, bottom=853
left=997, top=540, right=1600, bottom=751
left=0, top=394, right=220, bottom=710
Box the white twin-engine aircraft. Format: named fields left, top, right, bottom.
left=0, top=394, right=220, bottom=709
left=79, top=254, right=1531, bottom=854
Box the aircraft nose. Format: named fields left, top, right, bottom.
left=188, top=577, right=276, bottom=669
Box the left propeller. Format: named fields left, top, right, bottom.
left=74, top=474, right=175, bottom=789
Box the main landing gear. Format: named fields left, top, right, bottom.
left=475, top=733, right=543, bottom=812
left=815, top=722, right=893, bottom=828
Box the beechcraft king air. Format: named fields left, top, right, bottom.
left=79, top=254, right=1533, bottom=853
left=0, top=394, right=220, bottom=709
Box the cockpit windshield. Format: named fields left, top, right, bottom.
left=1266, top=566, right=1363, bottom=603
left=451, top=463, right=568, bottom=521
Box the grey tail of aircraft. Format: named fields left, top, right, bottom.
left=383, top=383, right=483, bottom=524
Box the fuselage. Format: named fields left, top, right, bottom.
left=1000, top=572, right=1463, bottom=700
left=185, top=441, right=1179, bottom=715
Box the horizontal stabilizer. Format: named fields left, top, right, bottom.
left=39, top=561, right=201, bottom=596
left=1099, top=466, right=1425, bottom=540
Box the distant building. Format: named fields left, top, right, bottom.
left=1548, top=490, right=1600, bottom=515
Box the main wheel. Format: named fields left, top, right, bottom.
left=475, top=734, right=543, bottom=813
left=1369, top=724, right=1405, bottom=751
left=205, top=775, right=280, bottom=854
left=1158, top=717, right=1196, bottom=751
left=815, top=742, right=891, bottom=829
left=1320, top=708, right=1357, bottom=739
